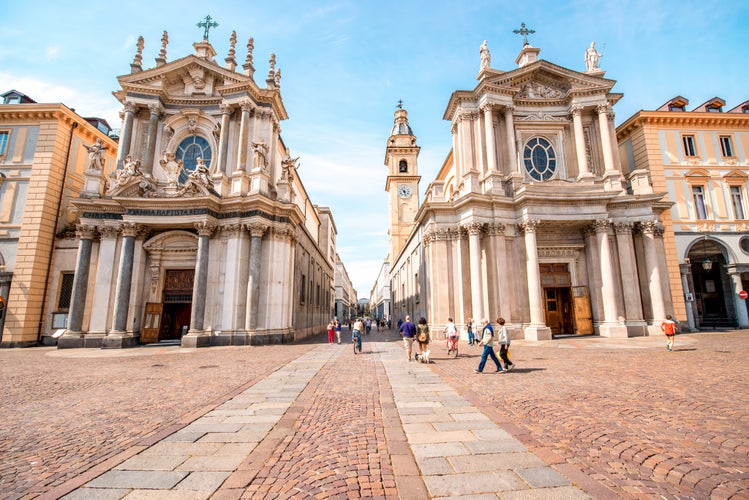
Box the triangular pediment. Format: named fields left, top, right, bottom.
left=116, top=54, right=251, bottom=100
left=483, top=60, right=617, bottom=98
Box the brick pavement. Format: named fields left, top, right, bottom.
left=2, top=329, right=749, bottom=499
left=430, top=330, right=749, bottom=499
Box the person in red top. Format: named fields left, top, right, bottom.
left=661, top=314, right=677, bottom=351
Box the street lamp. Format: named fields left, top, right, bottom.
left=702, top=236, right=713, bottom=271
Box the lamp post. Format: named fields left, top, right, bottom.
left=702, top=236, right=713, bottom=271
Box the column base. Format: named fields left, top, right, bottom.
left=624, top=322, right=648, bottom=337
left=181, top=330, right=211, bottom=348
left=577, top=171, right=594, bottom=182
left=523, top=325, right=553, bottom=341
left=58, top=332, right=107, bottom=349
left=101, top=332, right=139, bottom=349
left=598, top=323, right=629, bottom=338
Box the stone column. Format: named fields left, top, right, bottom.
left=521, top=220, right=543, bottom=324
left=482, top=105, right=497, bottom=173
left=217, top=103, right=232, bottom=175
left=245, top=223, right=267, bottom=330
left=595, top=219, right=620, bottom=323
left=142, top=103, right=162, bottom=173
left=571, top=105, right=592, bottom=178
left=613, top=222, right=644, bottom=322
left=65, top=225, right=96, bottom=334
left=451, top=123, right=460, bottom=180
left=464, top=222, right=485, bottom=323
left=88, top=226, right=120, bottom=334
left=728, top=269, right=749, bottom=328
left=488, top=223, right=511, bottom=321
left=219, top=224, right=244, bottom=334
left=236, top=101, right=251, bottom=171
left=596, top=103, right=616, bottom=172
left=110, top=223, right=139, bottom=334
left=679, top=263, right=697, bottom=331
left=640, top=221, right=667, bottom=322
left=190, top=222, right=216, bottom=332
left=115, top=102, right=137, bottom=170
left=503, top=106, right=517, bottom=173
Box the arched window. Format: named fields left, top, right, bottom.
left=399, top=160, right=408, bottom=173
left=523, top=137, right=557, bottom=181
left=176, top=136, right=212, bottom=183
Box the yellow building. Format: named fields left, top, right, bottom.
left=0, top=90, right=118, bottom=347
left=617, top=96, right=749, bottom=330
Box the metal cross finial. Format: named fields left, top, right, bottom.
left=197, top=15, right=219, bottom=41
left=396, top=99, right=403, bottom=109
left=512, top=22, right=535, bottom=46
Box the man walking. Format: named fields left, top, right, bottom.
left=475, top=318, right=503, bottom=373
left=399, top=315, right=416, bottom=361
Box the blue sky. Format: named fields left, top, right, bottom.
left=2, top=0, right=748, bottom=298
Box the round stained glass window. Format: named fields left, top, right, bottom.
left=523, top=137, right=557, bottom=181
left=176, top=136, right=212, bottom=183
left=740, top=236, right=749, bottom=255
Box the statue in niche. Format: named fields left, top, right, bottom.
left=585, top=41, right=602, bottom=71
left=480, top=40, right=491, bottom=70
left=280, top=154, right=300, bottom=182
left=83, top=138, right=107, bottom=170
left=159, top=150, right=183, bottom=186
left=251, top=138, right=269, bottom=171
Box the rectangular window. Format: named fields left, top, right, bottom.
left=719, top=135, right=735, bottom=157
left=300, top=274, right=306, bottom=304
left=0, top=131, right=9, bottom=156
left=57, top=272, right=75, bottom=310
left=682, top=135, right=697, bottom=157
left=692, top=185, right=708, bottom=220
left=731, top=186, right=746, bottom=219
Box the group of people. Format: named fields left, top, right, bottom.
left=397, top=315, right=515, bottom=373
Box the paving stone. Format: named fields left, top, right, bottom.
left=173, top=471, right=231, bottom=491
left=464, top=439, right=528, bottom=454
left=515, top=466, right=571, bottom=488
left=87, top=470, right=189, bottom=489
left=423, top=470, right=527, bottom=497
left=449, top=452, right=547, bottom=472
left=61, top=487, right=131, bottom=499
left=114, top=454, right=188, bottom=471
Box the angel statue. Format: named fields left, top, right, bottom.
left=83, top=138, right=107, bottom=170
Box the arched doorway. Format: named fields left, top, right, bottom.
left=688, top=238, right=736, bottom=328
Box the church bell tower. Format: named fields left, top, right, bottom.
left=385, top=104, right=420, bottom=261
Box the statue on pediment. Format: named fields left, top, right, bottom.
left=518, top=81, right=565, bottom=99
left=480, top=40, right=491, bottom=70
left=159, top=151, right=183, bottom=187
left=179, top=158, right=215, bottom=196
left=585, top=41, right=602, bottom=72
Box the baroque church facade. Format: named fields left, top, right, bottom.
left=59, top=27, right=336, bottom=348
left=387, top=39, right=674, bottom=340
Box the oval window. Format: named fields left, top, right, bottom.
left=523, top=137, right=557, bottom=181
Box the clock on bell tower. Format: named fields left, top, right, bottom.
left=385, top=103, right=420, bottom=261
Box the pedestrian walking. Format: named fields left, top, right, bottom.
left=335, top=319, right=342, bottom=344
left=327, top=319, right=335, bottom=345
left=496, top=317, right=515, bottom=371
left=475, top=318, right=503, bottom=373
left=399, top=315, right=416, bottom=361
left=466, top=318, right=477, bottom=346
left=415, top=317, right=431, bottom=363
left=444, top=317, right=458, bottom=354
left=661, top=314, right=677, bottom=351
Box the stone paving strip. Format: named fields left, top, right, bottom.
left=61, top=345, right=338, bottom=499
left=378, top=341, right=591, bottom=499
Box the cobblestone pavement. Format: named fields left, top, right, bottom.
left=1, top=329, right=748, bottom=499
left=430, top=330, right=749, bottom=499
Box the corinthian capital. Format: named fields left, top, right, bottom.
left=518, top=219, right=539, bottom=234
left=123, top=101, right=138, bottom=114
left=120, top=222, right=141, bottom=238
left=245, top=222, right=268, bottom=238
left=195, top=221, right=217, bottom=236
left=462, top=222, right=484, bottom=235
left=76, top=224, right=97, bottom=240
left=594, top=219, right=611, bottom=233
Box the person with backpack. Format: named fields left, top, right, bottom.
left=475, top=318, right=503, bottom=374
left=415, top=317, right=431, bottom=363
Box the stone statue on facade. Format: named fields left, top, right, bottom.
left=181, top=157, right=215, bottom=195
left=159, top=150, right=183, bottom=187
left=251, top=138, right=269, bottom=171
left=83, top=138, right=107, bottom=170
left=114, top=155, right=142, bottom=185
left=280, top=154, right=300, bottom=182
left=480, top=40, right=491, bottom=70
left=585, top=41, right=602, bottom=71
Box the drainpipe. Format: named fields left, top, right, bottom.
left=37, top=119, right=78, bottom=344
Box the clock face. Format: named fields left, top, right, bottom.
left=398, top=185, right=412, bottom=198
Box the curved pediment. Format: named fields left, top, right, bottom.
left=143, top=230, right=198, bottom=252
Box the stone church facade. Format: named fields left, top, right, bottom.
left=59, top=28, right=336, bottom=348
left=387, top=40, right=674, bottom=340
